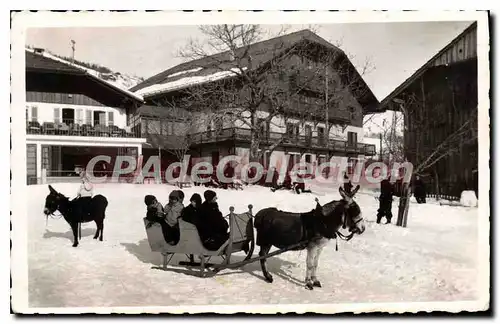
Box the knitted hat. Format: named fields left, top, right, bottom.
left=144, top=195, right=157, bottom=206
left=169, top=191, right=180, bottom=201
left=203, top=190, right=216, bottom=202
left=190, top=193, right=202, bottom=206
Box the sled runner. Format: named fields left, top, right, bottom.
left=144, top=205, right=255, bottom=277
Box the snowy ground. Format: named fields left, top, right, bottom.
left=27, top=182, right=480, bottom=308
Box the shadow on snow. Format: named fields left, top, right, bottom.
left=120, top=239, right=305, bottom=287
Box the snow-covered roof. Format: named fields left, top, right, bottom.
left=135, top=67, right=247, bottom=97
left=25, top=47, right=144, bottom=103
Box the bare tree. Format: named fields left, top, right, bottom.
left=141, top=104, right=205, bottom=162
left=175, top=24, right=374, bottom=162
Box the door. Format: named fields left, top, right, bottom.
left=211, top=151, right=220, bottom=169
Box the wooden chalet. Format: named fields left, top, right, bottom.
left=25, top=48, right=146, bottom=184
left=378, top=22, right=478, bottom=198
left=131, top=29, right=379, bottom=171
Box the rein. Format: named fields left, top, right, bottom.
left=45, top=211, right=64, bottom=226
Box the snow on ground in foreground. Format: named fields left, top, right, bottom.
left=27, top=183, right=479, bottom=308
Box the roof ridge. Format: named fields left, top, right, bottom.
left=26, top=47, right=144, bottom=102
left=130, top=28, right=321, bottom=92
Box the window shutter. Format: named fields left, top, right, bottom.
left=108, top=112, right=114, bottom=126
left=99, top=112, right=106, bottom=125
left=53, top=108, right=60, bottom=123
left=31, top=106, right=38, bottom=122
left=86, top=110, right=92, bottom=125
left=76, top=109, right=83, bottom=124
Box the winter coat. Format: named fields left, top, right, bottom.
left=180, top=204, right=200, bottom=226
left=413, top=179, right=426, bottom=198
left=198, top=201, right=229, bottom=249
left=163, top=201, right=184, bottom=227
left=380, top=179, right=394, bottom=200
left=145, top=201, right=164, bottom=224
left=77, top=181, right=93, bottom=198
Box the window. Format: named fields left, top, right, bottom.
left=53, top=108, right=60, bottom=123
left=93, top=110, right=106, bottom=125
left=317, top=126, right=325, bottom=137
left=347, top=131, right=358, bottom=147
left=258, top=118, right=268, bottom=137
left=147, top=119, right=161, bottom=134
left=215, top=118, right=223, bottom=132
left=62, top=108, right=74, bottom=125
left=161, top=121, right=170, bottom=135
left=85, top=110, right=92, bottom=125
left=108, top=112, right=114, bottom=126
left=305, top=125, right=312, bottom=139
left=317, top=126, right=325, bottom=145
left=305, top=154, right=311, bottom=163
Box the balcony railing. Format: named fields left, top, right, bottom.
left=26, top=119, right=143, bottom=138
left=189, top=127, right=377, bottom=155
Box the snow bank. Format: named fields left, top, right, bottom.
left=460, top=190, right=478, bottom=207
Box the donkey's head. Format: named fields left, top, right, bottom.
left=317, top=185, right=365, bottom=237
left=339, top=185, right=365, bottom=234
left=43, top=185, right=68, bottom=216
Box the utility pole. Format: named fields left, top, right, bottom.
left=379, top=133, right=383, bottom=161
left=325, top=66, right=329, bottom=152
left=71, top=40, right=76, bottom=63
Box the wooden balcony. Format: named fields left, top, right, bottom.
left=189, top=127, right=376, bottom=156
left=26, top=119, right=143, bottom=138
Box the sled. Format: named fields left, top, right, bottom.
left=144, top=205, right=255, bottom=277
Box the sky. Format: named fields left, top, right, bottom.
left=26, top=21, right=473, bottom=101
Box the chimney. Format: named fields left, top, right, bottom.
left=229, top=50, right=235, bottom=61
left=33, top=48, right=45, bottom=55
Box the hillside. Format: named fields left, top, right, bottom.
left=26, top=45, right=144, bottom=91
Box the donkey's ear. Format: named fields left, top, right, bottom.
left=48, top=185, right=57, bottom=194
left=339, top=186, right=346, bottom=199
left=351, top=185, right=361, bottom=196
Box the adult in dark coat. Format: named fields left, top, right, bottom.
left=198, top=190, right=229, bottom=251
left=377, top=176, right=394, bottom=224
left=413, top=176, right=427, bottom=204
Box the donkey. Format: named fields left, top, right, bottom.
left=43, top=185, right=108, bottom=247
left=254, top=185, right=365, bottom=290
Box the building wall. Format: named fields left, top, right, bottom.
left=432, top=24, right=477, bottom=67
left=25, top=102, right=128, bottom=128
left=404, top=58, right=478, bottom=196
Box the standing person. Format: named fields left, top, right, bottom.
left=75, top=171, right=94, bottom=219
left=413, top=175, right=427, bottom=204
left=199, top=190, right=229, bottom=250
left=377, top=175, right=394, bottom=224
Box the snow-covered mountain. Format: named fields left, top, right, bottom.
left=94, top=71, right=144, bottom=91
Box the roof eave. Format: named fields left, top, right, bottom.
left=378, top=22, right=477, bottom=111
